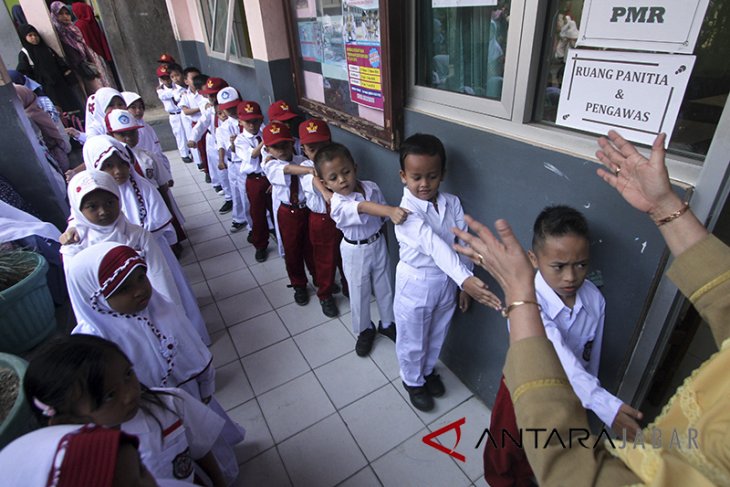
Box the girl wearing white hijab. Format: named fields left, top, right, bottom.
left=66, top=87, right=126, bottom=147
left=67, top=242, right=214, bottom=399
left=62, top=170, right=210, bottom=345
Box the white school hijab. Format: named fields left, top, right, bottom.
left=83, top=135, right=176, bottom=243
left=67, top=242, right=213, bottom=391
left=62, top=170, right=182, bottom=306
left=85, top=87, right=124, bottom=137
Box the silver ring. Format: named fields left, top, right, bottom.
left=476, top=253, right=485, bottom=265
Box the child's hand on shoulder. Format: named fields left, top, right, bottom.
left=65, top=127, right=80, bottom=138
left=186, top=140, right=196, bottom=148
left=389, top=207, right=410, bottom=225
left=458, top=290, right=471, bottom=313
left=264, top=155, right=274, bottom=164
left=60, top=227, right=80, bottom=245
left=462, top=276, right=502, bottom=310
left=218, top=161, right=226, bottom=170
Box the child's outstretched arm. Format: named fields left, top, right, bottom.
left=357, top=201, right=409, bottom=224
left=461, top=276, right=501, bottom=309
left=284, top=164, right=316, bottom=176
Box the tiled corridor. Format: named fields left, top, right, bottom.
left=170, top=151, right=491, bottom=487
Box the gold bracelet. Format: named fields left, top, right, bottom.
left=654, top=202, right=689, bottom=227
left=501, top=301, right=542, bottom=318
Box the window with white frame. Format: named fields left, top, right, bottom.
left=199, top=0, right=252, bottom=63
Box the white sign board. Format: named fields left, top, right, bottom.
left=576, top=0, right=710, bottom=54
left=556, top=49, right=695, bottom=146
left=432, top=0, right=498, bottom=7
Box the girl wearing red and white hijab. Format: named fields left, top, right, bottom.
left=67, top=242, right=214, bottom=400
left=0, top=424, right=168, bottom=487
left=63, top=170, right=209, bottom=345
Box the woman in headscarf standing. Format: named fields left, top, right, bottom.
left=17, top=24, right=83, bottom=113
left=49, top=1, right=113, bottom=95
left=71, top=2, right=119, bottom=87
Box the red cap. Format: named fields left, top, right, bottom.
left=157, top=53, right=175, bottom=64
left=200, top=77, right=229, bottom=95
left=299, top=119, right=331, bottom=144
left=262, top=121, right=294, bottom=146
left=155, top=65, right=170, bottom=78
left=268, top=100, right=297, bottom=121
left=237, top=100, right=263, bottom=121
left=98, top=245, right=147, bottom=298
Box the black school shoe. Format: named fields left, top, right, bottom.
left=424, top=370, right=445, bottom=397
left=247, top=231, right=254, bottom=244
left=377, top=322, right=396, bottom=342
left=293, top=286, right=309, bottom=305
left=403, top=382, right=434, bottom=412
left=204, top=173, right=211, bottom=183
left=218, top=201, right=233, bottom=214
left=255, top=247, right=268, bottom=263
left=182, top=156, right=193, bottom=163
left=320, top=297, right=338, bottom=318
left=355, top=323, right=376, bottom=357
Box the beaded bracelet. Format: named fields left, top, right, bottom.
left=654, top=202, right=689, bottom=227
left=501, top=300, right=542, bottom=318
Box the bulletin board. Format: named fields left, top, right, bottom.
left=284, top=0, right=405, bottom=150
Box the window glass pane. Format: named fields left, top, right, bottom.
left=416, top=1, right=511, bottom=100
left=533, top=0, right=729, bottom=160
left=230, top=0, right=251, bottom=59
left=212, top=0, right=229, bottom=53
left=199, top=0, right=215, bottom=44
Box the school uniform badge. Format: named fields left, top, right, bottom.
left=582, top=340, right=594, bottom=362
left=145, top=168, right=154, bottom=179
left=172, top=447, right=194, bottom=479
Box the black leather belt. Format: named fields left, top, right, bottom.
left=247, top=172, right=266, bottom=179
left=280, top=202, right=307, bottom=210
left=343, top=231, right=380, bottom=245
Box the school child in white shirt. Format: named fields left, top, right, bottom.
left=233, top=100, right=271, bottom=262
left=121, top=91, right=173, bottom=179
left=313, top=143, right=407, bottom=356
left=216, top=87, right=251, bottom=233
left=394, top=134, right=499, bottom=411
left=484, top=205, right=643, bottom=486
left=261, top=121, right=317, bottom=305
left=24, top=335, right=238, bottom=486
left=190, top=77, right=233, bottom=214
left=156, top=64, right=189, bottom=160
left=168, top=63, right=193, bottom=162
left=0, top=424, right=157, bottom=487
left=179, top=67, right=208, bottom=173
left=297, top=119, right=348, bottom=317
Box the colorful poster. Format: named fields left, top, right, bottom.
left=342, top=0, right=383, bottom=110
left=321, top=14, right=347, bottom=80
left=298, top=21, right=323, bottom=62
left=556, top=49, right=695, bottom=146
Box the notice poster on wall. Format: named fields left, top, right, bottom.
left=556, top=49, right=695, bottom=146
left=298, top=21, right=323, bottom=62
left=576, top=0, right=710, bottom=54
left=342, top=0, right=383, bottom=110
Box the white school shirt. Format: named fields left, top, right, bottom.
left=123, top=388, right=223, bottom=483
left=300, top=160, right=328, bottom=214
left=132, top=146, right=173, bottom=188
left=156, top=84, right=181, bottom=114
left=329, top=180, right=385, bottom=241
left=188, top=104, right=214, bottom=143
left=233, top=128, right=264, bottom=175
left=394, top=188, right=472, bottom=287
left=216, top=118, right=242, bottom=162
left=178, top=90, right=204, bottom=123
left=262, top=154, right=309, bottom=206
left=532, top=271, right=622, bottom=426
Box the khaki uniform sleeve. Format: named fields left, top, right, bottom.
left=666, top=234, right=730, bottom=346
left=504, top=337, right=641, bottom=487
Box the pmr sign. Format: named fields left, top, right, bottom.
left=556, top=49, right=695, bottom=146
left=576, top=0, right=710, bottom=54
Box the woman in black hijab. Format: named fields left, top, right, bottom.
left=17, top=24, right=83, bottom=113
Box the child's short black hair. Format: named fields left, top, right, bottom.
left=24, top=335, right=129, bottom=423
left=532, top=205, right=590, bottom=251
left=168, top=63, right=183, bottom=74
left=313, top=142, right=355, bottom=175
left=182, top=66, right=201, bottom=78
left=192, top=74, right=209, bottom=91
left=399, top=133, right=446, bottom=171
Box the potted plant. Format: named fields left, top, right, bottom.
left=0, top=248, right=57, bottom=354
left=0, top=353, right=34, bottom=448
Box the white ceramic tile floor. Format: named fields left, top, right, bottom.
left=168, top=151, right=491, bottom=486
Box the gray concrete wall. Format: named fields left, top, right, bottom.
left=0, top=6, right=22, bottom=72
left=95, top=0, right=179, bottom=107
left=0, top=79, right=69, bottom=230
